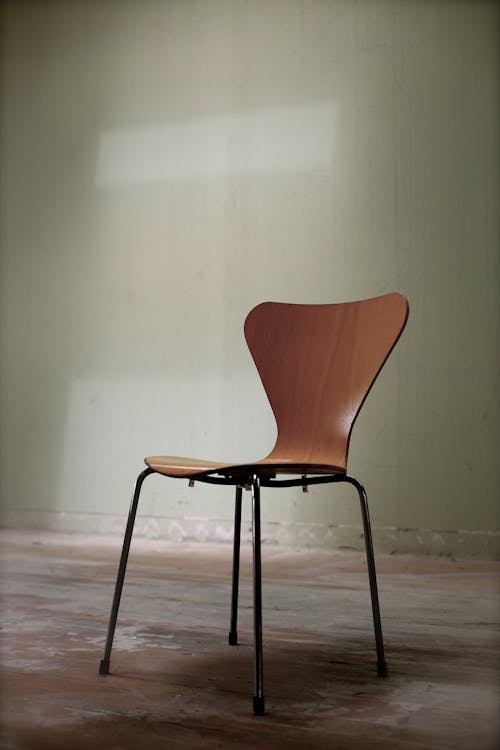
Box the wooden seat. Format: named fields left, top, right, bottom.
left=99, top=293, right=409, bottom=715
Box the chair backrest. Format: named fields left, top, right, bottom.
left=244, top=293, right=409, bottom=472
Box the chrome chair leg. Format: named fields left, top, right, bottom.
left=99, top=467, right=154, bottom=675
left=251, top=474, right=265, bottom=715
left=229, top=485, right=243, bottom=645
left=346, top=475, right=387, bottom=677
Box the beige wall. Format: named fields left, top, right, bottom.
left=1, top=0, right=498, bottom=557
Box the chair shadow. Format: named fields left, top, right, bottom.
left=4, top=630, right=497, bottom=750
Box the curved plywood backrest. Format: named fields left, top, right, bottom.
left=244, top=293, right=409, bottom=471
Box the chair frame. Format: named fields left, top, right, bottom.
left=99, top=467, right=386, bottom=716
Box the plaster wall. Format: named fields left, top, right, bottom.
left=1, top=0, right=498, bottom=557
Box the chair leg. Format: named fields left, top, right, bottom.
left=251, top=474, right=265, bottom=715
left=99, top=467, right=154, bottom=675
left=348, top=476, right=387, bottom=677
left=229, top=485, right=243, bottom=645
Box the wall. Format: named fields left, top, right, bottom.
left=1, top=0, right=498, bottom=558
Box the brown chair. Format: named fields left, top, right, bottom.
left=99, top=292, right=409, bottom=715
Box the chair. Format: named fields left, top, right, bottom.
left=99, top=292, right=409, bottom=715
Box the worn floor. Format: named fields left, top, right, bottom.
left=0, top=530, right=499, bottom=750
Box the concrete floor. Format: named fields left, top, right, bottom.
left=0, top=530, right=499, bottom=750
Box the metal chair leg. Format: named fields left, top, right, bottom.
left=99, top=467, right=154, bottom=675
left=229, top=485, right=243, bottom=645
left=251, top=474, right=265, bottom=715
left=346, top=475, right=387, bottom=677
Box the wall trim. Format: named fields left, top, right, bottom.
left=1, top=508, right=499, bottom=560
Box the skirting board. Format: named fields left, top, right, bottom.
left=1, top=508, right=499, bottom=560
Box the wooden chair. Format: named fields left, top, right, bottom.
left=99, top=292, right=409, bottom=715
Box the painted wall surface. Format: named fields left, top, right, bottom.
left=1, top=0, right=498, bottom=557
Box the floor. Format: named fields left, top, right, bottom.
left=0, top=530, right=499, bottom=750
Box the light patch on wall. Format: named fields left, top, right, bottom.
left=95, top=101, right=338, bottom=186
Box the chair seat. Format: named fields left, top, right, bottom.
left=145, top=455, right=346, bottom=479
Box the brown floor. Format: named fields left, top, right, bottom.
left=0, top=530, right=499, bottom=750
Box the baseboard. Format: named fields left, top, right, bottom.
left=1, top=508, right=498, bottom=560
